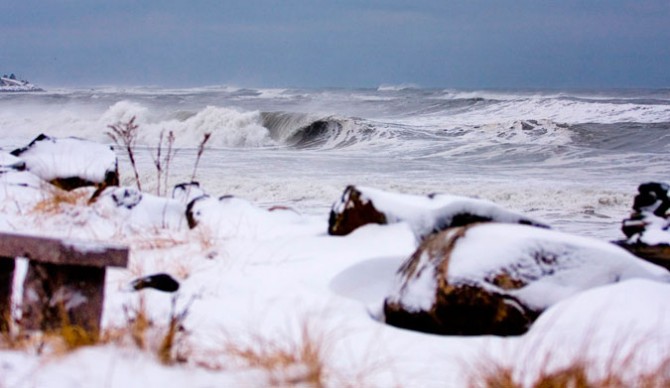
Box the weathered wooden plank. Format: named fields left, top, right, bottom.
left=0, top=257, right=14, bottom=332
left=21, top=262, right=106, bottom=335
left=0, top=232, right=128, bottom=267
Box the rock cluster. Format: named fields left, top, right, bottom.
left=617, top=182, right=670, bottom=270
left=326, top=185, right=670, bottom=336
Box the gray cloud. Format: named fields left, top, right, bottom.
left=1, top=1, right=668, bottom=88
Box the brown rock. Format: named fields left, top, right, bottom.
left=383, top=226, right=535, bottom=336
left=328, top=186, right=387, bottom=235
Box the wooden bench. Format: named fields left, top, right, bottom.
left=0, top=232, right=128, bottom=335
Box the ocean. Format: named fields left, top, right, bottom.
left=1, top=86, right=669, bottom=240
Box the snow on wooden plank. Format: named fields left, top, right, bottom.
left=0, top=232, right=128, bottom=267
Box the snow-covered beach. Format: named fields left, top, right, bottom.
left=1, top=87, right=670, bottom=387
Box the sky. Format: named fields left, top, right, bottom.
left=1, top=0, right=669, bottom=89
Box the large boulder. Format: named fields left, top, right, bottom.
left=617, top=182, right=670, bottom=270
left=329, top=185, right=548, bottom=239
left=11, top=134, right=119, bottom=191
left=383, top=223, right=670, bottom=336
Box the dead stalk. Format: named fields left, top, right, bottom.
left=106, top=116, right=142, bottom=191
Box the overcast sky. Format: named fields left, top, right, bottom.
left=1, top=1, right=669, bottom=89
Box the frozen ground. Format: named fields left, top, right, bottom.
left=1, top=162, right=669, bottom=387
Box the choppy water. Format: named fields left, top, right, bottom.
left=1, top=86, right=669, bottom=240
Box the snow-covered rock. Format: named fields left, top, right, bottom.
left=186, top=195, right=321, bottom=240
left=328, top=185, right=548, bottom=239
left=384, top=223, right=670, bottom=336
left=11, top=134, right=119, bottom=190
left=95, top=187, right=187, bottom=231
left=172, top=182, right=206, bottom=205
left=617, top=182, right=670, bottom=270
left=0, top=150, right=26, bottom=171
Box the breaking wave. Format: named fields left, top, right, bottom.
left=1, top=87, right=669, bottom=162
left=90, top=102, right=392, bottom=150
left=260, top=111, right=386, bottom=149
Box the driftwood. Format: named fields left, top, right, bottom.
left=0, top=232, right=128, bottom=335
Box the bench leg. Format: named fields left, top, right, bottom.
left=21, top=262, right=106, bottom=336
left=0, top=258, right=14, bottom=332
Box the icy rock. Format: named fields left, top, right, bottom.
left=328, top=185, right=548, bottom=239
left=185, top=195, right=213, bottom=229
left=383, top=223, right=670, bottom=336
left=106, top=187, right=143, bottom=209
left=185, top=194, right=318, bottom=240
left=11, top=134, right=119, bottom=190
left=172, top=182, right=206, bottom=205
left=186, top=194, right=267, bottom=229
left=617, top=182, right=670, bottom=270
left=96, top=187, right=186, bottom=230
left=0, top=150, right=25, bottom=171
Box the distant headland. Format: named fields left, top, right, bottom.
left=0, top=73, right=44, bottom=92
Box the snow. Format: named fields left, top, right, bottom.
left=62, top=238, right=126, bottom=254
left=628, top=213, right=670, bottom=245
left=509, top=279, right=670, bottom=385
left=1, top=158, right=669, bottom=386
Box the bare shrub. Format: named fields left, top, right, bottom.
left=191, top=133, right=211, bottom=185
left=106, top=116, right=142, bottom=191
left=150, top=130, right=177, bottom=197
left=107, top=118, right=210, bottom=202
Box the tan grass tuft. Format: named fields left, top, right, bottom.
left=217, top=316, right=390, bottom=388
left=468, top=347, right=670, bottom=388
left=32, top=185, right=91, bottom=215
left=120, top=295, right=151, bottom=350
left=157, top=295, right=193, bottom=365
left=223, top=319, right=330, bottom=387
